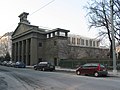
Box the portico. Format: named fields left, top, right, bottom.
left=12, top=12, right=70, bottom=66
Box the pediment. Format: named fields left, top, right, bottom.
left=12, top=23, right=32, bottom=37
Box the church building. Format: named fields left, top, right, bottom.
left=12, top=12, right=69, bottom=65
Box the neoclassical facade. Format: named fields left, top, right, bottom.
left=12, top=12, right=109, bottom=66
left=12, top=12, right=69, bottom=65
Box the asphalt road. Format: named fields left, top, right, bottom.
left=0, top=65, right=120, bottom=90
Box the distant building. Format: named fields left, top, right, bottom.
left=12, top=12, right=109, bottom=66
left=68, top=34, right=100, bottom=48
left=66, top=34, right=109, bottom=59
left=0, top=32, right=13, bottom=57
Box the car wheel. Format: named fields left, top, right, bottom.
left=94, top=72, right=99, bottom=77
left=42, top=68, right=45, bottom=71
left=50, top=69, right=53, bottom=71
left=34, top=67, right=37, bottom=70
left=76, top=71, right=81, bottom=75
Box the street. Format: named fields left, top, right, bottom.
left=0, top=66, right=120, bottom=90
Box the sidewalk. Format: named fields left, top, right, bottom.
left=108, top=70, right=120, bottom=77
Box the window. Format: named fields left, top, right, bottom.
left=83, top=64, right=91, bottom=68
left=47, top=34, right=49, bottom=38
left=72, top=37, right=75, bottom=44
left=89, top=40, right=92, bottom=46
left=60, top=32, right=65, bottom=36
left=97, top=41, right=99, bottom=47
left=81, top=39, right=84, bottom=45
left=51, top=33, right=53, bottom=37
left=55, top=32, right=58, bottom=36
left=93, top=41, right=95, bottom=47
left=86, top=40, right=88, bottom=46
left=54, top=41, right=57, bottom=46
left=39, top=42, right=42, bottom=47
left=77, top=38, right=80, bottom=45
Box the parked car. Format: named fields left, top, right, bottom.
left=2, top=61, right=8, bottom=66
left=76, top=63, right=108, bottom=77
left=34, top=62, right=55, bottom=71
left=117, top=63, right=120, bottom=70
left=14, top=61, right=26, bottom=68
left=6, top=61, right=13, bottom=67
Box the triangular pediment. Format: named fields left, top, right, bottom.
left=12, top=23, right=33, bottom=37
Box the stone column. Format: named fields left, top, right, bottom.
left=18, top=41, right=20, bottom=61
left=26, top=39, right=31, bottom=65
left=30, top=38, right=37, bottom=65
left=23, top=40, right=26, bottom=64
left=16, top=42, right=18, bottom=61
left=20, top=41, right=22, bottom=61
left=26, top=39, right=29, bottom=65
left=21, top=41, right=24, bottom=62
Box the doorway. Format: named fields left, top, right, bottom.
left=54, top=58, right=57, bottom=66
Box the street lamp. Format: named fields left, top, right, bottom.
left=110, top=0, right=117, bottom=74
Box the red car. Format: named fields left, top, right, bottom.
left=76, top=63, right=108, bottom=77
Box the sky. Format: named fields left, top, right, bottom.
left=0, top=0, right=98, bottom=38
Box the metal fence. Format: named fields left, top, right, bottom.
left=59, top=59, right=120, bottom=69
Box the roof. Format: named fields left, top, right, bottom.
left=46, top=28, right=70, bottom=34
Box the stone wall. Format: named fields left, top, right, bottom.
left=58, top=45, right=109, bottom=60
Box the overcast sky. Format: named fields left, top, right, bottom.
left=0, top=0, right=98, bottom=38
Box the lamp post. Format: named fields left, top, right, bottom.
left=110, top=0, right=117, bottom=74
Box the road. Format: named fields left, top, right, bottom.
left=0, top=65, right=120, bottom=90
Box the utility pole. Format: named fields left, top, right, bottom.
left=110, top=0, right=117, bottom=74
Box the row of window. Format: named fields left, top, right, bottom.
left=39, top=38, right=99, bottom=48
left=69, top=37, right=99, bottom=47
left=47, top=32, right=66, bottom=38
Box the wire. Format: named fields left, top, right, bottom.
left=30, top=0, right=55, bottom=16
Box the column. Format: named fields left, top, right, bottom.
left=19, top=41, right=23, bottom=62
left=16, top=42, right=18, bottom=62
left=18, top=41, right=20, bottom=61
left=21, top=41, right=24, bottom=62
left=30, top=38, right=37, bottom=65
left=26, top=39, right=29, bottom=65
left=26, top=39, right=31, bottom=65
left=13, top=43, right=16, bottom=61
left=23, top=40, right=26, bottom=64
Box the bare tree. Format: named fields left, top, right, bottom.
left=86, top=0, right=120, bottom=58
left=0, top=37, right=9, bottom=57
left=58, top=39, right=81, bottom=60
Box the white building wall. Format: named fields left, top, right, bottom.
left=68, top=34, right=100, bottom=48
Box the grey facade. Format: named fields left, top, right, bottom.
left=12, top=12, right=109, bottom=66
left=12, top=12, right=69, bottom=65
